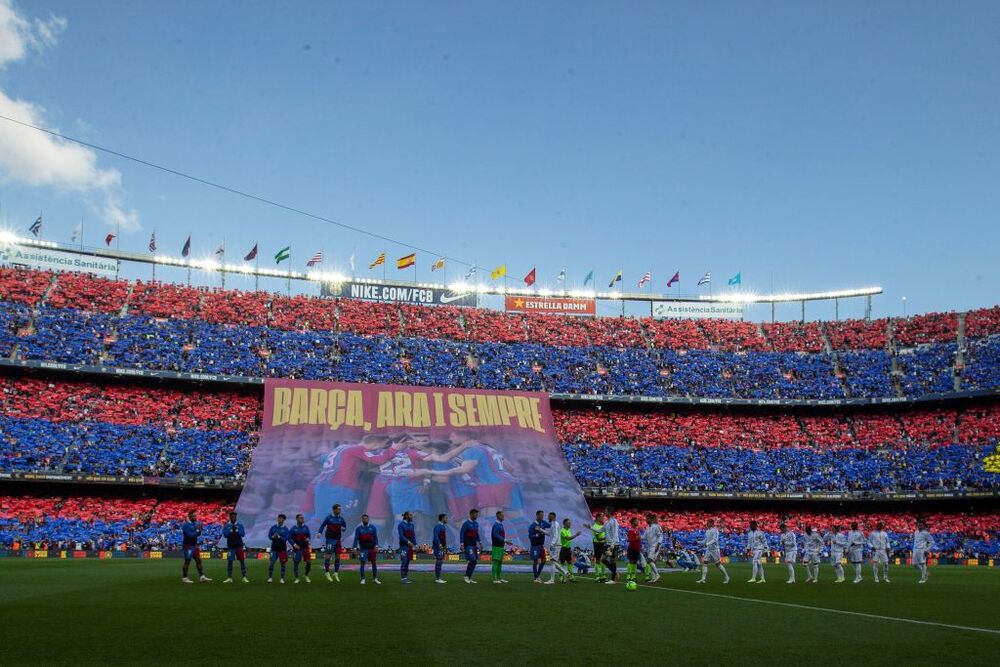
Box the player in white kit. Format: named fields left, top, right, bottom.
left=544, top=511, right=567, bottom=584
left=779, top=523, right=797, bottom=584
left=825, top=524, right=848, bottom=583
left=697, top=518, right=729, bottom=584
left=912, top=519, right=936, bottom=584
left=745, top=520, right=768, bottom=584
left=846, top=522, right=866, bottom=583
left=802, top=525, right=823, bottom=583
left=867, top=521, right=892, bottom=583
left=643, top=514, right=663, bottom=583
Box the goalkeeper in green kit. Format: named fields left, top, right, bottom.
left=490, top=510, right=512, bottom=583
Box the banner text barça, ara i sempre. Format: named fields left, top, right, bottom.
left=236, top=380, right=594, bottom=550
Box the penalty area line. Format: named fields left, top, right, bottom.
left=578, top=576, right=999, bottom=636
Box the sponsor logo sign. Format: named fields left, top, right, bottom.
left=321, top=280, right=476, bottom=306
left=652, top=301, right=744, bottom=320
left=0, top=242, right=119, bottom=277
left=504, top=295, right=596, bottom=316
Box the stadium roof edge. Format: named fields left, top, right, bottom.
left=0, top=234, right=881, bottom=305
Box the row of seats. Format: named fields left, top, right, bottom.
left=563, top=443, right=998, bottom=493
left=553, top=404, right=1000, bottom=448
left=3, top=302, right=998, bottom=398
left=2, top=494, right=996, bottom=557
left=4, top=267, right=999, bottom=350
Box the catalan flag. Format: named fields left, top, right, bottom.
left=369, top=252, right=386, bottom=269
left=431, top=257, right=446, bottom=272
left=490, top=264, right=507, bottom=280
left=397, top=253, right=416, bottom=269
left=608, top=270, right=622, bottom=288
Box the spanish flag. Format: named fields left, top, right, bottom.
left=397, top=253, right=416, bottom=270
left=490, top=264, right=507, bottom=280
left=369, top=252, right=386, bottom=269
left=609, top=270, right=622, bottom=288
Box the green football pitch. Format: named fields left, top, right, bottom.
left=1, top=560, right=998, bottom=665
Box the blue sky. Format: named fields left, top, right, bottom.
left=0, top=0, right=997, bottom=320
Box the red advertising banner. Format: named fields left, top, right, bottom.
left=504, top=295, right=596, bottom=316
left=236, top=380, right=593, bottom=549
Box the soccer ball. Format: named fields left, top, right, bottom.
left=626, top=581, right=638, bottom=591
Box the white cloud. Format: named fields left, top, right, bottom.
left=0, top=0, right=139, bottom=230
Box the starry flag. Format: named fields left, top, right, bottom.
left=638, top=271, right=651, bottom=288
left=29, top=216, right=42, bottom=237
left=698, top=272, right=711, bottom=286
left=244, top=243, right=258, bottom=261
left=306, top=250, right=323, bottom=267
left=181, top=236, right=191, bottom=258
left=148, top=230, right=157, bottom=253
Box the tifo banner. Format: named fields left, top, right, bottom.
left=237, top=380, right=593, bottom=549
left=321, top=279, right=477, bottom=306
left=504, top=295, right=596, bottom=316
left=652, top=300, right=744, bottom=320
left=0, top=242, right=119, bottom=277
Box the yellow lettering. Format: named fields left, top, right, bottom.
left=377, top=391, right=394, bottom=428
left=394, top=391, right=413, bottom=427
left=326, top=389, right=345, bottom=430
left=497, top=396, right=516, bottom=426
left=529, top=397, right=544, bottom=433
left=345, top=390, right=365, bottom=428
left=412, top=392, right=431, bottom=427
left=272, top=387, right=291, bottom=426
left=447, top=393, right=467, bottom=427
left=433, top=393, right=445, bottom=426
left=289, top=388, right=309, bottom=425
left=513, top=396, right=533, bottom=430
left=309, top=389, right=327, bottom=425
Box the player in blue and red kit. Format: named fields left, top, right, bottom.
left=460, top=508, right=483, bottom=584
left=222, top=511, right=248, bottom=583
left=353, top=514, right=381, bottom=585
left=317, top=503, right=348, bottom=583
left=267, top=513, right=290, bottom=584
left=181, top=510, right=211, bottom=584
left=289, top=513, right=312, bottom=584
left=432, top=513, right=448, bottom=584
left=397, top=511, right=417, bottom=584
left=528, top=510, right=549, bottom=583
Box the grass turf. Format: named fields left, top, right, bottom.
left=0, top=560, right=998, bottom=665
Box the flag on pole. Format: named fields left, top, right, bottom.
left=29, top=216, right=41, bottom=237
left=70, top=222, right=82, bottom=243
left=584, top=270, right=594, bottom=287
left=638, top=271, right=651, bottom=288
left=431, top=258, right=446, bottom=272
left=369, top=252, right=386, bottom=269
left=181, top=236, right=191, bottom=258
left=274, top=246, right=290, bottom=264
left=306, top=250, right=323, bottom=267
left=465, top=265, right=477, bottom=280
left=104, top=233, right=116, bottom=246
left=608, top=270, right=622, bottom=288
left=728, top=272, right=741, bottom=286
left=244, top=243, right=258, bottom=261
left=490, top=264, right=507, bottom=280
left=148, top=230, right=157, bottom=253
left=349, top=251, right=356, bottom=273
left=215, top=244, right=225, bottom=258
left=556, top=268, right=566, bottom=285
left=397, top=253, right=416, bottom=270
left=524, top=268, right=536, bottom=286
left=698, top=272, right=711, bottom=286
left=667, top=271, right=680, bottom=288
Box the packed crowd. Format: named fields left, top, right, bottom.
left=0, top=378, right=260, bottom=479
left=2, top=495, right=996, bottom=558
left=1, top=267, right=998, bottom=400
